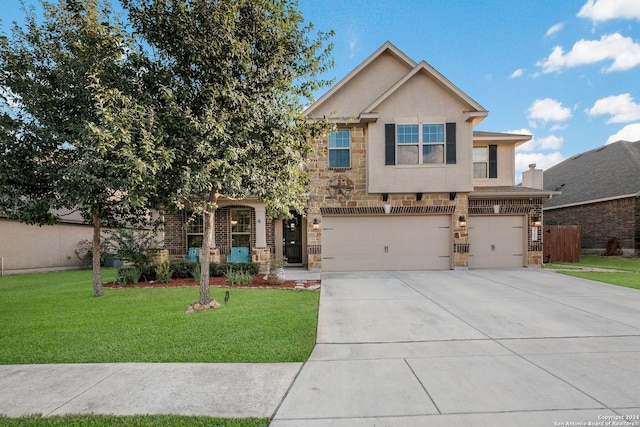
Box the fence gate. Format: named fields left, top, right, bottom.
left=543, top=225, right=582, bottom=263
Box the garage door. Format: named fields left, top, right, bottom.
left=468, top=216, right=525, bottom=268
left=322, top=216, right=451, bottom=271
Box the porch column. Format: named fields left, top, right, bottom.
left=255, top=205, right=267, bottom=248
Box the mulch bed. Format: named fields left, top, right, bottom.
left=103, top=274, right=321, bottom=290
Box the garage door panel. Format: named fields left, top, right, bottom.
left=468, top=216, right=524, bottom=269
left=322, top=216, right=451, bottom=271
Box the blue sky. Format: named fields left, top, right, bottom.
left=2, top=0, right=640, bottom=179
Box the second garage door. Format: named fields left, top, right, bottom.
left=468, top=215, right=525, bottom=268
left=322, top=215, right=451, bottom=271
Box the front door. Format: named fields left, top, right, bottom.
left=283, top=213, right=303, bottom=264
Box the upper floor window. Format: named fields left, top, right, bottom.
left=473, top=145, right=497, bottom=178
left=385, top=122, right=456, bottom=166
left=397, top=123, right=445, bottom=165
left=328, top=129, right=350, bottom=168
left=473, top=146, right=488, bottom=178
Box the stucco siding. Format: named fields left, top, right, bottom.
left=307, top=51, right=413, bottom=119
left=368, top=72, right=474, bottom=193
left=0, top=219, right=91, bottom=273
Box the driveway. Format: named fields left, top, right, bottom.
left=272, top=269, right=640, bottom=427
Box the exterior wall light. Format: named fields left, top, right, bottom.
left=458, top=215, right=467, bottom=228
left=312, top=218, right=320, bottom=230
left=531, top=216, right=542, bottom=227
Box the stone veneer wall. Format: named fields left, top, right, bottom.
left=544, top=197, right=639, bottom=255
left=306, top=125, right=470, bottom=270
left=163, top=207, right=275, bottom=261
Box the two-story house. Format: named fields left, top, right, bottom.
left=163, top=42, right=555, bottom=271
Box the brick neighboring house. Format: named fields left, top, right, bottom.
left=543, top=140, right=640, bottom=256
left=164, top=42, right=557, bottom=270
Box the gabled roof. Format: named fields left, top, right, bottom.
left=544, top=140, right=640, bottom=209
left=363, top=60, right=487, bottom=120
left=304, top=41, right=488, bottom=123
left=473, top=131, right=532, bottom=146
left=303, top=42, right=415, bottom=118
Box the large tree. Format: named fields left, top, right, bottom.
left=0, top=0, right=170, bottom=296
left=123, top=0, right=334, bottom=305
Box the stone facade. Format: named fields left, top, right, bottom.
left=163, top=206, right=275, bottom=263
left=306, top=126, right=471, bottom=270
left=544, top=197, right=639, bottom=255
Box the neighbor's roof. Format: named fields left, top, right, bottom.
left=543, top=140, right=640, bottom=209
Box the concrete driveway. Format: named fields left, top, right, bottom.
left=272, top=269, right=640, bottom=427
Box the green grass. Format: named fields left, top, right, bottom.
left=0, top=269, right=319, bottom=364
left=0, top=415, right=268, bottom=426
left=545, top=255, right=640, bottom=290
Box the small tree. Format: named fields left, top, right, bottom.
left=0, top=0, right=171, bottom=296
left=123, top=0, right=334, bottom=305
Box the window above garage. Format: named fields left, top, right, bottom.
left=328, top=129, right=351, bottom=168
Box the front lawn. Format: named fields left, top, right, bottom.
left=545, top=255, right=640, bottom=290
left=0, top=269, right=319, bottom=364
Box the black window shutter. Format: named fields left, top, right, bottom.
left=385, top=124, right=395, bottom=165
left=445, top=122, right=456, bottom=164
left=489, top=144, right=498, bottom=178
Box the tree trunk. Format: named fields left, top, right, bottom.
left=199, top=201, right=216, bottom=305
left=92, top=211, right=103, bottom=297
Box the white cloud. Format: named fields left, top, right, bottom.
left=515, top=152, right=565, bottom=177
left=509, top=68, right=525, bottom=78
left=578, top=0, right=640, bottom=22
left=528, top=98, right=572, bottom=124
left=586, top=93, right=640, bottom=123
left=508, top=128, right=564, bottom=177
left=605, top=122, right=640, bottom=143
left=545, top=22, right=564, bottom=37
left=537, top=33, right=640, bottom=73
left=511, top=129, right=564, bottom=152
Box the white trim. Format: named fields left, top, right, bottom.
left=303, top=42, right=416, bottom=117
left=544, top=193, right=640, bottom=210
left=363, top=61, right=488, bottom=115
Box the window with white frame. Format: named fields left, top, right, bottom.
left=230, top=208, right=251, bottom=248
left=397, top=123, right=445, bottom=164
left=328, top=129, right=350, bottom=168
left=473, top=146, right=488, bottom=178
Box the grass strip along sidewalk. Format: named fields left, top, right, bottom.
left=544, top=254, right=640, bottom=290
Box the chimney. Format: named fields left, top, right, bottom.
left=522, top=163, right=543, bottom=189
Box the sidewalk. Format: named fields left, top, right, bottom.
left=0, top=269, right=320, bottom=420
left=0, top=363, right=301, bottom=418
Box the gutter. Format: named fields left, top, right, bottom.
left=544, top=192, right=640, bottom=210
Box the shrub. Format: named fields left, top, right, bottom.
left=218, top=262, right=260, bottom=276
left=155, top=261, right=172, bottom=283
left=117, top=266, right=142, bottom=285
left=225, top=269, right=255, bottom=285
left=190, top=263, right=201, bottom=281
left=103, top=228, right=162, bottom=269
left=170, top=261, right=197, bottom=279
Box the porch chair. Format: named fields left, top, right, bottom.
left=226, top=247, right=250, bottom=263
left=184, top=247, right=199, bottom=263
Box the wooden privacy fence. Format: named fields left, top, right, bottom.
left=543, top=225, right=582, bottom=263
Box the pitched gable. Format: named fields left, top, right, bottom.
left=304, top=42, right=415, bottom=120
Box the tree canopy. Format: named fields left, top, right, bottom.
left=123, top=0, right=334, bottom=304
left=0, top=0, right=171, bottom=296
